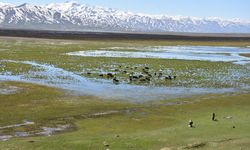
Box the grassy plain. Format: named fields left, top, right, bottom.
left=0, top=37, right=250, bottom=149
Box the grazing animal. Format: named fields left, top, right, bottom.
left=129, top=75, right=133, bottom=81
left=139, top=75, right=144, bottom=78
left=145, top=67, right=149, bottom=70
left=158, top=73, right=163, bottom=78
left=113, top=77, right=119, bottom=84
left=154, top=72, right=157, bottom=76
left=143, top=70, right=149, bottom=74
left=107, top=73, right=114, bottom=78
left=174, top=76, right=177, bottom=79
left=123, top=70, right=127, bottom=74
left=129, top=75, right=139, bottom=81
left=145, top=76, right=151, bottom=81
left=165, top=76, right=169, bottom=80
left=99, top=74, right=104, bottom=77
left=168, top=76, right=172, bottom=80
left=140, top=78, right=147, bottom=82
left=87, top=72, right=91, bottom=75
left=133, top=76, right=139, bottom=79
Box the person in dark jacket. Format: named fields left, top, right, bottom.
left=212, top=112, right=216, bottom=121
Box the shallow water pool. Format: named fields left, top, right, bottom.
left=0, top=60, right=242, bottom=102
left=67, top=46, right=250, bottom=64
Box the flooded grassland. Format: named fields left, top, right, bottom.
left=0, top=38, right=250, bottom=150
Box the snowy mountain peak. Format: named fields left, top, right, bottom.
left=0, top=2, right=249, bottom=33
left=46, top=1, right=83, bottom=12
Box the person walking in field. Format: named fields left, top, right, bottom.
left=188, top=120, right=194, bottom=128
left=212, top=112, right=216, bottom=121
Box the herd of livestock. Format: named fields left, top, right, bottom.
left=86, top=66, right=177, bottom=84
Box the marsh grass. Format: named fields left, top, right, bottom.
left=0, top=37, right=250, bottom=149
left=0, top=81, right=249, bottom=150
left=1, top=39, right=249, bottom=88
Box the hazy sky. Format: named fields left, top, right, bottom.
left=1, top=0, right=250, bottom=20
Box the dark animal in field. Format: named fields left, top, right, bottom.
left=113, top=77, right=119, bottom=84
left=129, top=75, right=133, bottom=81
left=119, top=65, right=122, bottom=68
left=99, top=74, right=104, bottom=77
left=143, top=69, right=149, bottom=74
left=133, top=76, right=139, bottom=79
left=115, top=69, right=119, bottom=71
left=128, top=75, right=139, bottom=82
left=139, top=75, right=144, bottom=78
left=134, top=67, right=138, bottom=69
left=145, top=76, right=151, bottom=81
left=107, top=73, right=114, bottom=78
left=140, top=78, right=147, bottom=82
left=158, top=72, right=163, bottom=78
left=129, top=75, right=139, bottom=81
left=174, top=76, right=177, bottom=79
left=123, top=70, right=127, bottom=74
left=145, top=67, right=149, bottom=70
left=87, top=72, right=91, bottom=75
left=154, top=72, right=157, bottom=76
left=165, top=75, right=174, bottom=80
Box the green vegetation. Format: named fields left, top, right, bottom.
left=0, top=81, right=249, bottom=150
left=0, top=37, right=250, bottom=149
left=0, top=38, right=249, bottom=88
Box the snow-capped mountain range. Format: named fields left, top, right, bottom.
left=0, top=1, right=250, bottom=33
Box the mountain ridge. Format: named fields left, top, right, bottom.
left=0, top=1, right=250, bottom=33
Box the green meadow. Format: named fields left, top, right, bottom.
left=0, top=37, right=250, bottom=150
